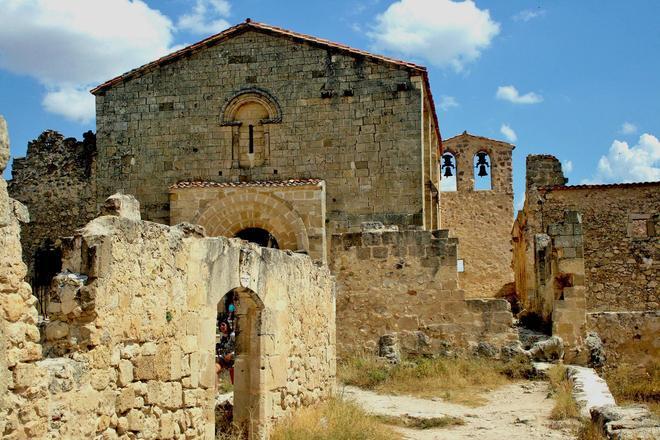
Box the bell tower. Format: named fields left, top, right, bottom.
left=439, top=131, right=515, bottom=298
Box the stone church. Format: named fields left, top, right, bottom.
left=10, top=19, right=516, bottom=353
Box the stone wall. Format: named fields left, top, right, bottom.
left=37, top=195, right=335, bottom=438
left=440, top=133, right=514, bottom=298
left=7, top=130, right=97, bottom=281
left=1, top=113, right=335, bottom=439
left=586, top=311, right=659, bottom=366
left=170, top=179, right=327, bottom=261
left=330, top=226, right=516, bottom=357
left=1, top=115, right=50, bottom=438
left=515, top=155, right=659, bottom=313
left=94, top=24, right=439, bottom=232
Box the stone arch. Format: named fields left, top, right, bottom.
left=220, top=88, right=282, bottom=169
left=473, top=150, right=493, bottom=190
left=195, top=192, right=309, bottom=253
left=221, top=88, right=282, bottom=125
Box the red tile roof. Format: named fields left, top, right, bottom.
left=169, top=179, right=323, bottom=190
left=90, top=19, right=442, bottom=152
left=539, top=181, right=660, bottom=191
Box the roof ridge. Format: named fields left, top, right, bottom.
left=443, top=131, right=514, bottom=147
left=539, top=181, right=660, bottom=191
left=91, top=20, right=426, bottom=94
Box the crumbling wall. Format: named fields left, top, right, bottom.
left=331, top=225, right=516, bottom=357
left=516, top=155, right=659, bottom=313
left=440, top=133, right=515, bottom=298
left=7, top=130, right=96, bottom=282
left=38, top=194, right=335, bottom=438
left=0, top=115, right=50, bottom=438
left=587, top=311, right=659, bottom=366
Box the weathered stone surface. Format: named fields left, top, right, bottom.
left=440, top=133, right=515, bottom=299
left=591, top=404, right=660, bottom=440
left=527, top=336, right=564, bottom=362
left=0, top=115, right=8, bottom=172
left=100, top=193, right=140, bottom=221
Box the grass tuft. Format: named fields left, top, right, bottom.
left=603, top=361, right=660, bottom=417
left=270, top=397, right=401, bottom=440
left=338, top=354, right=534, bottom=406
left=375, top=414, right=464, bottom=429
left=576, top=419, right=608, bottom=440
left=547, top=365, right=580, bottom=420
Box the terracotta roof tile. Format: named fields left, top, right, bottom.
left=539, top=181, right=660, bottom=191
left=169, top=179, right=323, bottom=190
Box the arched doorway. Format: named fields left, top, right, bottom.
left=213, top=287, right=264, bottom=436
left=235, top=227, right=279, bottom=249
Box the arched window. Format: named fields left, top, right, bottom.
left=440, top=152, right=457, bottom=191
left=221, top=88, right=282, bottom=169
left=474, top=151, right=492, bottom=190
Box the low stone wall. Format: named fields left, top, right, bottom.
left=587, top=311, right=659, bottom=366
left=38, top=197, right=335, bottom=438
left=331, top=227, right=516, bottom=357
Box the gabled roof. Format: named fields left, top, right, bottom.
left=91, top=19, right=442, bottom=149
left=443, top=131, right=515, bottom=149
left=91, top=19, right=426, bottom=94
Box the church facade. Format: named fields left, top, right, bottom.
left=92, top=20, right=442, bottom=261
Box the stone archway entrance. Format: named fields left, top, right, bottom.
left=193, top=191, right=309, bottom=253
left=235, top=227, right=279, bottom=249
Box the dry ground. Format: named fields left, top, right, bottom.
left=342, top=381, right=576, bottom=440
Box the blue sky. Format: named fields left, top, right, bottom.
left=1, top=0, right=659, bottom=209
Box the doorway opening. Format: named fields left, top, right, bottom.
left=214, top=287, right=264, bottom=437
left=235, top=227, right=279, bottom=249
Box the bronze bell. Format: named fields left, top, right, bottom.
left=441, top=154, right=455, bottom=177
left=475, top=152, right=489, bottom=176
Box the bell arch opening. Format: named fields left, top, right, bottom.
left=235, top=227, right=279, bottom=249
left=474, top=151, right=492, bottom=190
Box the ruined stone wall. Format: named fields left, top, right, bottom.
left=7, top=130, right=96, bottom=279
left=95, top=29, right=435, bottom=231
left=330, top=226, right=516, bottom=357
left=440, top=133, right=514, bottom=298
left=1, top=115, right=335, bottom=439
left=0, top=116, right=51, bottom=438
left=38, top=197, right=335, bottom=438
left=586, top=311, right=659, bottom=366
left=516, top=155, right=659, bottom=313
left=170, top=180, right=327, bottom=261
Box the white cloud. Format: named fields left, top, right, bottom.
left=563, top=160, right=573, bottom=174
left=439, top=96, right=459, bottom=111
left=0, top=0, right=177, bottom=122
left=42, top=87, right=96, bottom=123
left=513, top=9, right=546, bottom=22
left=496, top=85, right=543, bottom=104
left=587, top=133, right=660, bottom=183
left=367, top=0, right=500, bottom=71
left=177, top=0, right=231, bottom=35
left=620, top=122, right=638, bottom=135
left=500, top=123, right=517, bottom=143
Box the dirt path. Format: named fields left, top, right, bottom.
left=341, top=381, right=576, bottom=440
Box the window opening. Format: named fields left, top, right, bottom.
left=474, top=151, right=492, bottom=190
left=248, top=125, right=254, bottom=154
